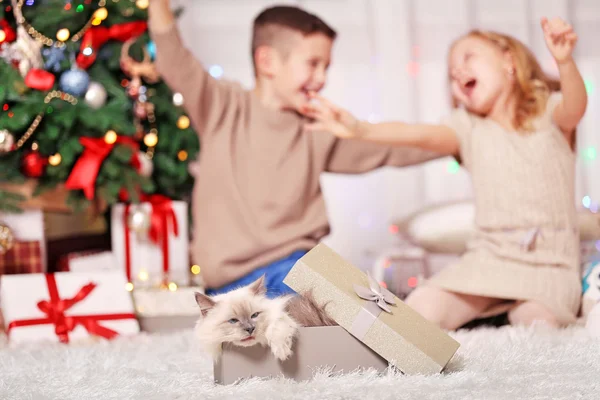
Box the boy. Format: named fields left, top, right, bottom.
left=149, top=1, right=442, bottom=297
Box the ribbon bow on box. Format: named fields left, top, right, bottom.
left=6, top=274, right=135, bottom=343
left=353, top=272, right=396, bottom=314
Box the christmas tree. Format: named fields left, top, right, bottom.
left=0, top=0, right=198, bottom=213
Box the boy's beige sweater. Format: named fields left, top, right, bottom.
left=151, top=25, right=441, bottom=289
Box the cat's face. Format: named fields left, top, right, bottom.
left=194, top=276, right=271, bottom=348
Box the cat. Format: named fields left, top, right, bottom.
left=194, top=275, right=336, bottom=361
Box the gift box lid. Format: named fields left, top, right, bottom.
left=283, top=243, right=460, bottom=375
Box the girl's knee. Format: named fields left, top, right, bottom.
left=508, top=301, right=559, bottom=327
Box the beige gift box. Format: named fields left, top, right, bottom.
left=214, top=244, right=460, bottom=383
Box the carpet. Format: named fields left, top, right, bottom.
left=0, top=325, right=599, bottom=400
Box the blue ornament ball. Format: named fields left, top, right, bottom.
left=59, top=69, right=90, bottom=97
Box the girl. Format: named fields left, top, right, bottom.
left=301, top=17, right=588, bottom=329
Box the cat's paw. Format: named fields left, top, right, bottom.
left=270, top=335, right=294, bottom=361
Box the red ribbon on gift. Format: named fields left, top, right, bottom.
left=65, top=136, right=139, bottom=200
left=123, top=195, right=179, bottom=282
left=76, top=21, right=148, bottom=69
left=6, top=274, right=136, bottom=344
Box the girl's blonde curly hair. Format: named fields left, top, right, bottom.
left=451, top=30, right=560, bottom=132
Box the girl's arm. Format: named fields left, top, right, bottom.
left=541, top=17, right=588, bottom=136
left=300, top=93, right=459, bottom=155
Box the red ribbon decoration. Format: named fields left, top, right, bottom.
left=24, top=68, right=56, bottom=91
left=65, top=136, right=139, bottom=200
left=77, top=21, right=148, bottom=69
left=6, top=274, right=136, bottom=344
left=122, top=195, right=179, bottom=282
left=0, top=19, right=17, bottom=43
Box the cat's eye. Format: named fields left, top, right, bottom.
left=251, top=312, right=260, bottom=319
left=228, top=318, right=238, bottom=324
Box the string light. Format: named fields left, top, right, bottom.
left=388, top=224, right=399, bottom=234
left=168, top=282, right=178, bottom=291
left=143, top=132, right=158, bottom=147
left=585, top=147, right=596, bottom=161
left=0, top=31, right=6, bottom=43
left=407, top=276, right=418, bottom=288
left=125, top=282, right=134, bottom=291
left=172, top=92, right=184, bottom=106
left=94, top=7, right=108, bottom=20
left=209, top=65, right=223, bottom=79
left=138, top=269, right=149, bottom=282
left=177, top=150, right=188, bottom=161
left=104, top=130, right=117, bottom=144
left=583, top=196, right=592, bottom=209
left=177, top=115, right=190, bottom=130
left=191, top=265, right=201, bottom=275
left=136, top=0, right=149, bottom=9
left=447, top=159, right=460, bottom=174
left=48, top=153, right=62, bottom=166
left=584, top=79, right=594, bottom=95
left=56, top=28, right=70, bottom=42
left=379, top=281, right=388, bottom=289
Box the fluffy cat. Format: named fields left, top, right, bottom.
left=194, top=275, right=336, bottom=361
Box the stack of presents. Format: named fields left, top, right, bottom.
left=0, top=198, right=204, bottom=346
left=1, top=196, right=464, bottom=384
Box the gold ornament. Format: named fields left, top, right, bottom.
left=177, top=115, right=190, bottom=130
left=0, top=223, right=15, bottom=254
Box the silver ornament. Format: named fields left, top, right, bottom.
left=0, top=129, right=15, bottom=153
left=127, top=205, right=151, bottom=237
left=0, top=223, right=14, bottom=254
left=84, top=81, right=108, bottom=109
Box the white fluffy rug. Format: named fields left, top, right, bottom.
left=1, top=325, right=599, bottom=400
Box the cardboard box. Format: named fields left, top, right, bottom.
left=214, top=326, right=388, bottom=384
left=282, top=244, right=460, bottom=375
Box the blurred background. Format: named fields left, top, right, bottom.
left=173, top=0, right=599, bottom=270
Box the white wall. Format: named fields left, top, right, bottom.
left=174, top=0, right=600, bottom=269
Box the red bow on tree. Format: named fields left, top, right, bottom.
left=76, top=21, right=148, bottom=69
left=65, top=136, right=139, bottom=200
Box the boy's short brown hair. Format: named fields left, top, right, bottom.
left=251, top=6, right=337, bottom=71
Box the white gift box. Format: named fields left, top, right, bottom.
left=0, top=209, right=47, bottom=271
left=111, top=201, right=189, bottom=287
left=0, top=271, right=140, bottom=345
left=68, top=251, right=118, bottom=273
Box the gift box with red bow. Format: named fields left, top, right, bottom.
left=0, top=271, right=140, bottom=345
left=110, top=198, right=189, bottom=288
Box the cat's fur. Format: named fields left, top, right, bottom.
left=194, top=275, right=336, bottom=360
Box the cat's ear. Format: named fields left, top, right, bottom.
left=248, top=275, right=267, bottom=296
left=195, top=292, right=216, bottom=317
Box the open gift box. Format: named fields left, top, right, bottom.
left=214, top=244, right=460, bottom=384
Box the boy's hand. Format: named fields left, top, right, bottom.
left=541, top=17, right=577, bottom=64
left=300, top=93, right=359, bottom=138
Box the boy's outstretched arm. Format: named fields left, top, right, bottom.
left=149, top=0, right=234, bottom=135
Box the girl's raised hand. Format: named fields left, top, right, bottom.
left=300, top=92, right=360, bottom=138
left=541, top=17, right=578, bottom=64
